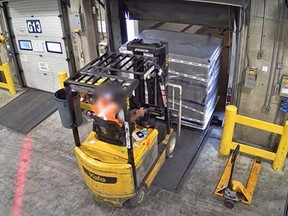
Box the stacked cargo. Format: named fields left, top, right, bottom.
left=120, top=29, right=222, bottom=130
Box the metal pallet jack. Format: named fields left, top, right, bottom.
left=214, top=145, right=262, bottom=209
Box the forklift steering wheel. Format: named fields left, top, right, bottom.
left=136, top=109, right=152, bottom=128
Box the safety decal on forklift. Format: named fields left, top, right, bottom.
left=124, top=122, right=131, bottom=149
left=83, top=166, right=117, bottom=184
left=134, top=48, right=149, bottom=53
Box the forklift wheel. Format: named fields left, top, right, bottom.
left=224, top=199, right=235, bottom=209
left=128, top=187, right=146, bottom=207
left=166, top=131, right=177, bottom=158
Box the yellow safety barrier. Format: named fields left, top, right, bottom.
left=58, top=71, right=68, bottom=88
left=0, top=62, right=16, bottom=95
left=220, top=105, right=288, bottom=171
left=0, top=35, right=5, bottom=43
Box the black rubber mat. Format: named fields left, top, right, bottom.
left=0, top=89, right=57, bottom=134
left=153, top=127, right=209, bottom=192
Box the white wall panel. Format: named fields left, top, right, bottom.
left=9, top=0, right=68, bottom=92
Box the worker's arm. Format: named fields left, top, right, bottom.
left=117, top=108, right=145, bottom=123
left=130, top=108, right=145, bottom=123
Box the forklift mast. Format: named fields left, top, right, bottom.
left=127, top=39, right=171, bottom=134
left=127, top=39, right=169, bottom=106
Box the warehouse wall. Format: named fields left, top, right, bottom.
left=69, top=0, right=98, bottom=69
left=235, top=0, right=288, bottom=148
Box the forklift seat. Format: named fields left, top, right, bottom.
left=92, top=116, right=125, bottom=146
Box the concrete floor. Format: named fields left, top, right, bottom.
left=0, top=89, right=288, bottom=216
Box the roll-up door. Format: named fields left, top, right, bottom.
left=8, top=0, right=68, bottom=92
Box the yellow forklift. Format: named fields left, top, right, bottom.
left=62, top=40, right=180, bottom=206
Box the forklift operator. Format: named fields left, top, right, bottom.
left=92, top=94, right=145, bottom=126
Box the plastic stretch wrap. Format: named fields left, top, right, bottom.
left=119, top=29, right=222, bottom=130
left=168, top=63, right=220, bottom=105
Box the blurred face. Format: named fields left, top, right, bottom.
left=92, top=85, right=125, bottom=107
left=94, top=96, right=121, bottom=111
left=102, top=92, right=113, bottom=100
left=98, top=96, right=112, bottom=106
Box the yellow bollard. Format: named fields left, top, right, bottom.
left=58, top=71, right=68, bottom=88
left=0, top=35, right=5, bottom=43
left=2, top=63, right=16, bottom=95
left=272, top=121, right=288, bottom=171
left=219, top=105, right=238, bottom=156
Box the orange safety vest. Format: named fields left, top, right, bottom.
left=92, top=97, right=123, bottom=126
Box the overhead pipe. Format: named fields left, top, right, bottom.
left=235, top=3, right=251, bottom=107
left=235, top=28, right=248, bottom=107
left=257, top=0, right=267, bottom=60
left=262, top=0, right=282, bottom=113
left=276, top=13, right=288, bottom=84
left=271, top=9, right=288, bottom=129
left=268, top=0, right=287, bottom=107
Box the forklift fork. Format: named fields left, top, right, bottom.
left=214, top=145, right=262, bottom=209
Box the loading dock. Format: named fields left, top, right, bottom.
left=0, top=0, right=288, bottom=215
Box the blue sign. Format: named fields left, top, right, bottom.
left=26, top=20, right=42, bottom=33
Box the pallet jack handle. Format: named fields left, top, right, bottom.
left=228, top=145, right=240, bottom=190
left=214, top=144, right=262, bottom=207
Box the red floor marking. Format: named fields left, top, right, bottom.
left=11, top=135, right=33, bottom=216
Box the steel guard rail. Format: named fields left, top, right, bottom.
left=220, top=105, right=288, bottom=171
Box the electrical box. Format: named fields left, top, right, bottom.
left=279, top=75, right=288, bottom=97
left=69, top=13, right=83, bottom=32
left=244, top=67, right=257, bottom=88
left=280, top=98, right=288, bottom=112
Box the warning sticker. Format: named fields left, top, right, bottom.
left=38, top=62, right=49, bottom=71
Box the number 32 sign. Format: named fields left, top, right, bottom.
left=26, top=20, right=42, bottom=33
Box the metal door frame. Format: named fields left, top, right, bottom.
left=2, top=2, right=26, bottom=87
left=58, top=0, right=77, bottom=75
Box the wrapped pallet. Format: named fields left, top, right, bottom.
left=120, top=29, right=222, bottom=130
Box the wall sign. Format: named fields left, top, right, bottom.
left=38, top=62, right=49, bottom=72
left=26, top=20, right=42, bottom=33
